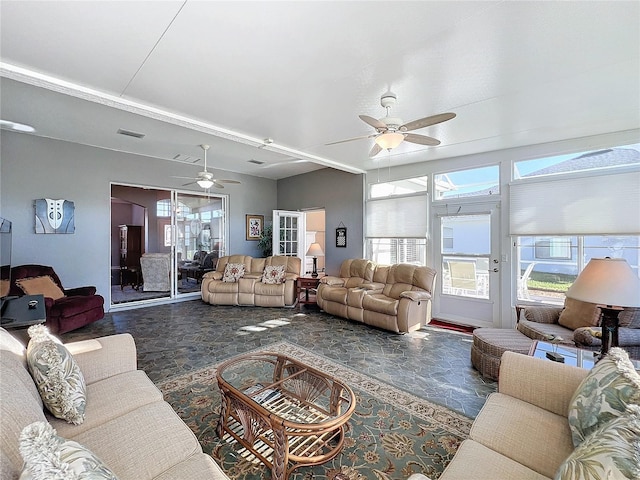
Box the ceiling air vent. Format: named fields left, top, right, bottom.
left=248, top=159, right=265, bottom=165
left=117, top=128, right=145, bottom=139
left=173, top=154, right=200, bottom=163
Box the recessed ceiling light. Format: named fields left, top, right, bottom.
left=0, top=119, right=35, bottom=133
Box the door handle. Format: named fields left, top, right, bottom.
left=493, top=268, right=499, bottom=272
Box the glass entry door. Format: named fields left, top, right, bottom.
left=175, top=192, right=227, bottom=295
left=433, top=204, right=500, bottom=327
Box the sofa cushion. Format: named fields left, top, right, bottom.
left=261, top=265, right=286, bottom=284
left=568, top=347, right=640, bottom=446
left=50, top=370, right=163, bottom=439
left=439, top=440, right=548, bottom=480
left=471, top=392, right=574, bottom=478
left=71, top=402, right=202, bottom=480
left=19, top=421, right=118, bottom=480
left=153, top=454, right=229, bottom=480
left=517, top=319, right=575, bottom=345
left=16, top=275, right=65, bottom=300
left=619, top=307, right=640, bottom=328
left=26, top=325, right=86, bottom=425
left=254, top=281, right=285, bottom=296
left=558, top=297, right=600, bottom=330
left=554, top=405, right=640, bottom=480
left=323, top=286, right=348, bottom=303
left=222, top=263, right=245, bottom=282
left=362, top=293, right=398, bottom=316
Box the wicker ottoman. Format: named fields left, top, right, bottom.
left=471, top=328, right=534, bottom=380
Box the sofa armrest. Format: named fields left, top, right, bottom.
left=203, top=271, right=223, bottom=281
left=522, top=306, right=563, bottom=324
left=320, top=276, right=345, bottom=286
left=64, top=286, right=97, bottom=296
left=498, top=351, right=587, bottom=417
left=400, top=290, right=432, bottom=301
left=361, top=282, right=385, bottom=292
left=65, top=334, right=137, bottom=385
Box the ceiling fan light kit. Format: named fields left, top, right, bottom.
left=328, top=91, right=456, bottom=157
left=196, top=178, right=214, bottom=189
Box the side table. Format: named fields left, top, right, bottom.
left=296, top=276, right=321, bottom=306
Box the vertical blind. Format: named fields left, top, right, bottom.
left=509, top=170, right=640, bottom=235
left=366, top=194, right=427, bottom=237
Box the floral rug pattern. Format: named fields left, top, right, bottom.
left=158, top=342, right=472, bottom=480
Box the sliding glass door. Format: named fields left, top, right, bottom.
left=110, top=184, right=227, bottom=307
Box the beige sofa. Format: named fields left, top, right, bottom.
left=414, top=351, right=589, bottom=479
left=317, top=259, right=437, bottom=333
left=0, top=327, right=228, bottom=480
left=201, top=255, right=301, bottom=307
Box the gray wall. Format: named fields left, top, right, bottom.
left=277, top=168, right=364, bottom=275
left=0, top=132, right=277, bottom=306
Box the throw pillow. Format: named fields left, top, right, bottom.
left=262, top=265, right=286, bottom=284
left=222, top=263, right=245, bottom=283
left=554, top=405, right=640, bottom=480
left=558, top=297, right=601, bottom=331
left=26, top=325, right=86, bottom=425
left=19, top=421, right=119, bottom=480
left=567, top=347, right=640, bottom=447
left=16, top=275, right=65, bottom=300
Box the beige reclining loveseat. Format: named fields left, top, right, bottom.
left=201, top=255, right=301, bottom=307
left=317, top=259, right=437, bottom=333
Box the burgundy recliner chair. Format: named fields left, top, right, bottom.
left=9, top=264, right=104, bottom=334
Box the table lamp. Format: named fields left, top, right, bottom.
left=566, top=257, right=640, bottom=358
left=306, top=242, right=324, bottom=278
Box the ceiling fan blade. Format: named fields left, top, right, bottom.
left=401, top=112, right=456, bottom=132
left=212, top=181, right=225, bottom=189
left=359, top=115, right=387, bottom=130
left=216, top=179, right=241, bottom=184
left=182, top=181, right=196, bottom=187
left=369, top=143, right=383, bottom=157
left=404, top=133, right=441, bottom=146
left=326, top=133, right=375, bottom=146
left=172, top=175, right=196, bottom=180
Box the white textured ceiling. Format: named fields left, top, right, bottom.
left=1, top=1, right=639, bottom=181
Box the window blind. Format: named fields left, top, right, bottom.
left=509, top=171, right=640, bottom=235
left=366, top=194, right=427, bottom=238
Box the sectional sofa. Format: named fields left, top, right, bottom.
left=0, top=327, right=227, bottom=479
left=316, top=259, right=437, bottom=333
left=201, top=255, right=301, bottom=307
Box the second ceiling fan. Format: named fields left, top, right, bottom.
left=176, top=144, right=241, bottom=189
left=328, top=91, right=456, bottom=157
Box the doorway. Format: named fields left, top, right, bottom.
left=271, top=209, right=325, bottom=275
left=110, top=184, right=228, bottom=307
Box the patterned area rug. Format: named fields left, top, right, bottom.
left=157, top=342, right=472, bottom=480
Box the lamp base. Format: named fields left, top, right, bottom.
left=599, top=306, right=621, bottom=360
left=311, top=257, right=318, bottom=278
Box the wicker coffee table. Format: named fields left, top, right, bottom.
left=215, top=352, right=356, bottom=480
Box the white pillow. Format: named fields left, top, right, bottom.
left=222, top=263, right=245, bottom=282
left=262, top=265, right=286, bottom=284
left=19, top=421, right=119, bottom=480
left=26, top=325, right=86, bottom=425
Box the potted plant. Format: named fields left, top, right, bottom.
left=257, top=225, right=273, bottom=257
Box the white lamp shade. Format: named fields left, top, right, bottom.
left=306, top=242, right=324, bottom=257
left=197, top=179, right=214, bottom=189
left=375, top=132, right=405, bottom=150
left=566, top=258, right=640, bottom=307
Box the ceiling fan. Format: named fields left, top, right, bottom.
left=175, top=144, right=241, bottom=189
left=327, top=91, right=456, bottom=157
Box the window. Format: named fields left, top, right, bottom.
left=366, top=176, right=428, bottom=265
left=516, top=235, right=640, bottom=304
left=434, top=165, right=499, bottom=200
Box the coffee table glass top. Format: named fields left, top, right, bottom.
left=530, top=341, right=598, bottom=369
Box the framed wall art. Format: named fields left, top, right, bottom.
left=336, top=223, right=347, bottom=248
left=246, top=214, right=264, bottom=241
left=34, top=198, right=75, bottom=234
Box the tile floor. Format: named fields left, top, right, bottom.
left=61, top=301, right=497, bottom=418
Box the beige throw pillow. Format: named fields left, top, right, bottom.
left=16, top=275, right=65, bottom=300
left=558, top=297, right=600, bottom=330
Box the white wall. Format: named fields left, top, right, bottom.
left=0, top=132, right=277, bottom=307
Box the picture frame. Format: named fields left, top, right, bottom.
left=336, top=226, right=347, bottom=248
left=246, top=214, right=264, bottom=241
